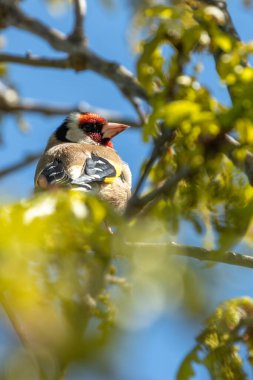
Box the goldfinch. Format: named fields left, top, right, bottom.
left=34, top=112, right=132, bottom=211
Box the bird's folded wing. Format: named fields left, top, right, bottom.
left=36, top=153, right=121, bottom=190
left=71, top=153, right=120, bottom=186
left=36, top=159, right=75, bottom=189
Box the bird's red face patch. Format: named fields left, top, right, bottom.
left=79, top=113, right=107, bottom=126
left=88, top=132, right=102, bottom=143
left=78, top=113, right=113, bottom=147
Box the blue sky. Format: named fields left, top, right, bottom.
left=1, top=1, right=253, bottom=379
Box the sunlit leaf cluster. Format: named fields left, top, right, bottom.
left=0, top=191, right=214, bottom=378
left=0, top=191, right=119, bottom=377
left=136, top=2, right=253, bottom=250
left=177, top=297, right=253, bottom=380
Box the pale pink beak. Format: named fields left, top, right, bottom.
left=102, top=122, right=130, bottom=139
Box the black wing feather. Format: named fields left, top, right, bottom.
left=71, top=154, right=116, bottom=186
left=39, top=154, right=116, bottom=191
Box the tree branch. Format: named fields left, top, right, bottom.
left=0, top=99, right=78, bottom=115
left=202, top=0, right=240, bottom=41
left=0, top=53, right=71, bottom=69
left=137, top=166, right=193, bottom=207
left=0, top=0, right=146, bottom=103
left=0, top=94, right=141, bottom=126
left=124, top=241, right=253, bottom=269
left=131, top=129, right=176, bottom=197
left=0, top=1, right=67, bottom=51
left=126, top=166, right=194, bottom=216
left=69, top=0, right=87, bottom=43
left=0, top=153, right=41, bottom=178
left=194, top=2, right=253, bottom=186
left=127, top=129, right=253, bottom=217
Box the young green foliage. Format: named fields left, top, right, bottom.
left=135, top=1, right=253, bottom=251
left=177, top=297, right=253, bottom=380
left=0, top=191, right=120, bottom=377
left=0, top=191, right=214, bottom=378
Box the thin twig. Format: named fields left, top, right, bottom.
left=126, top=166, right=194, bottom=216
left=0, top=96, right=141, bottom=126
left=124, top=241, right=253, bottom=269
left=137, top=166, right=192, bottom=206
left=0, top=100, right=78, bottom=115
left=132, top=129, right=176, bottom=198
left=0, top=53, right=71, bottom=69
left=124, top=95, right=146, bottom=125
left=0, top=153, right=41, bottom=178
left=69, top=0, right=87, bottom=43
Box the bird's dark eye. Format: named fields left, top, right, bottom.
left=81, top=122, right=103, bottom=133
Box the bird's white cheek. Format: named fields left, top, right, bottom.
left=69, top=165, right=83, bottom=179
left=66, top=127, right=84, bottom=143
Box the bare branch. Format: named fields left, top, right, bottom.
left=124, top=241, right=253, bottom=269
left=0, top=52, right=146, bottom=103
left=69, top=0, right=87, bottom=43
left=0, top=53, right=71, bottom=69
left=0, top=153, right=40, bottom=178
left=0, top=100, right=79, bottom=116
left=0, top=1, right=68, bottom=51
left=0, top=93, right=141, bottom=126
left=124, top=96, right=147, bottom=125
left=132, top=129, right=176, bottom=198
left=0, top=1, right=146, bottom=103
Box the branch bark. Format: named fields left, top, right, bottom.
left=69, top=0, right=87, bottom=43
left=126, top=166, right=194, bottom=216
left=0, top=153, right=41, bottom=178
left=0, top=53, right=71, bottom=69
left=124, top=241, right=253, bottom=269
left=0, top=95, right=141, bottom=126
left=131, top=129, right=176, bottom=198
left=192, top=1, right=253, bottom=185
left=201, top=0, right=240, bottom=41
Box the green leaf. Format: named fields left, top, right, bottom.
left=145, top=6, right=173, bottom=19
left=176, top=347, right=200, bottom=380
left=161, top=100, right=201, bottom=127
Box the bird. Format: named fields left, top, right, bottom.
left=34, top=112, right=132, bottom=211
